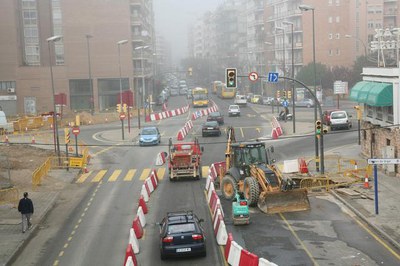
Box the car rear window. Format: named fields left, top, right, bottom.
left=168, top=223, right=195, bottom=234
left=331, top=112, right=346, bottom=119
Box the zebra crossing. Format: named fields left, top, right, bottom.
left=75, top=166, right=210, bottom=183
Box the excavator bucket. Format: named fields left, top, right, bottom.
left=257, top=189, right=310, bottom=214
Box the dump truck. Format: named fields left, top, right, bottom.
left=216, top=127, right=310, bottom=214
left=167, top=138, right=203, bottom=181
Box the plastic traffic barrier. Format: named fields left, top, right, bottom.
left=124, top=243, right=137, bottom=266
left=259, top=258, right=279, bottom=266
left=225, top=233, right=234, bottom=260
left=129, top=228, right=140, bottom=254
left=137, top=206, right=146, bottom=227
left=138, top=195, right=148, bottom=214
left=132, top=216, right=143, bottom=239
left=215, top=215, right=228, bottom=245
left=140, top=184, right=149, bottom=202
left=227, top=241, right=243, bottom=266
left=239, top=249, right=258, bottom=266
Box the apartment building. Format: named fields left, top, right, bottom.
left=0, top=0, right=155, bottom=115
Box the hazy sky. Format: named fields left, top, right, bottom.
left=153, top=0, right=223, bottom=65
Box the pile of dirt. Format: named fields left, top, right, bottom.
left=0, top=145, right=54, bottom=189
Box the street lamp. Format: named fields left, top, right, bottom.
left=117, top=39, right=128, bottom=140
left=86, top=34, right=94, bottom=114
left=299, top=4, right=324, bottom=174
left=282, top=21, right=296, bottom=134
left=46, top=35, right=62, bottom=162
left=135, top=45, right=149, bottom=121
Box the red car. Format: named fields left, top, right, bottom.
left=323, top=109, right=339, bottom=125
left=207, top=111, right=224, bottom=125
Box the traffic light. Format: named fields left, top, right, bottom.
left=316, top=120, right=322, bottom=135
left=226, top=68, right=237, bottom=88
left=282, top=90, right=286, bottom=98
left=123, top=103, right=127, bottom=113
left=287, top=90, right=292, bottom=99
left=117, top=103, right=121, bottom=113
left=354, top=105, right=362, bottom=120
left=188, top=67, right=193, bottom=76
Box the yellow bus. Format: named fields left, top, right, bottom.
left=217, top=83, right=236, bottom=99
left=192, top=87, right=209, bottom=107
left=212, top=81, right=222, bottom=94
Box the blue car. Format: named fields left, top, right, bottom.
left=139, top=126, right=161, bottom=146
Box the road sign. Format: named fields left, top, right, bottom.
left=72, top=126, right=80, bottom=136
left=282, top=100, right=289, bottom=108
left=119, top=112, right=126, bottom=119
left=248, top=72, right=259, bottom=82
left=368, top=158, right=400, bottom=164
left=268, top=72, right=279, bottom=83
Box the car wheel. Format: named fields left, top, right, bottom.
left=160, top=252, right=167, bottom=260
left=201, top=250, right=207, bottom=257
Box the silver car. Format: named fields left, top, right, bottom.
left=330, top=110, right=352, bottom=130
left=294, top=98, right=314, bottom=108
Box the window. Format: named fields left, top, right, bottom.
left=329, top=49, right=333, bottom=56
left=52, top=0, right=64, bottom=65
left=336, top=16, right=340, bottom=23
left=329, top=33, right=333, bottom=39
left=336, top=33, right=340, bottom=39
left=328, top=0, right=333, bottom=5
left=0, top=81, right=16, bottom=92
left=336, top=48, right=340, bottom=55
left=329, top=17, right=333, bottom=23
left=335, top=0, right=340, bottom=6
left=21, top=0, right=40, bottom=65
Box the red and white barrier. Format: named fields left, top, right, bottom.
left=129, top=228, right=140, bottom=254
left=225, top=233, right=234, bottom=260
left=145, top=177, right=154, bottom=194
left=124, top=244, right=137, bottom=266
left=149, top=171, right=158, bottom=189
left=191, top=105, right=219, bottom=120
left=137, top=206, right=146, bottom=227
left=212, top=202, right=225, bottom=221
left=148, top=105, right=189, bottom=121
left=270, top=117, right=283, bottom=138
left=155, top=152, right=167, bottom=166
left=214, top=213, right=228, bottom=245
left=176, top=120, right=194, bottom=141
left=140, top=184, right=149, bottom=202
left=227, top=241, right=243, bottom=266
left=138, top=195, right=148, bottom=214
left=151, top=169, right=159, bottom=184
left=207, top=182, right=215, bottom=203
left=239, top=249, right=259, bottom=266
left=132, top=216, right=143, bottom=239
left=259, top=258, right=279, bottom=266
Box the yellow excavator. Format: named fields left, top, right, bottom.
left=217, top=127, right=310, bottom=214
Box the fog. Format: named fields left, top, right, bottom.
left=154, top=0, right=223, bottom=65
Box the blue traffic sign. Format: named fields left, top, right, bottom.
left=268, top=72, right=279, bottom=83
left=282, top=100, right=289, bottom=107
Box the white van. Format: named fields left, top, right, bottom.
left=0, top=111, right=14, bottom=133
left=234, top=95, right=247, bottom=106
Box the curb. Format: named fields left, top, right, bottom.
left=331, top=190, right=400, bottom=251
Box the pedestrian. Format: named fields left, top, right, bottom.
left=18, top=192, right=34, bottom=233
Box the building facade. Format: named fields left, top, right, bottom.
left=0, top=0, right=155, bottom=116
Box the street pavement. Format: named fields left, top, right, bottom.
left=0, top=106, right=399, bottom=265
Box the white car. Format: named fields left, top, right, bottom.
left=228, top=105, right=241, bottom=117
left=234, top=95, right=247, bottom=106
left=330, top=110, right=352, bottom=130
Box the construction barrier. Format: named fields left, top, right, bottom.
left=214, top=214, right=228, bottom=245
left=259, top=258, right=279, bottom=266
left=137, top=206, right=146, bottom=227
left=132, top=216, right=143, bottom=239
left=191, top=104, right=219, bottom=120
left=145, top=177, right=154, bottom=194
left=140, top=184, right=149, bottom=202
left=151, top=169, right=159, bottom=184
left=124, top=244, right=137, bottom=266
left=227, top=241, right=243, bottom=266
left=176, top=120, right=194, bottom=141
left=225, top=233, right=234, bottom=260
left=129, top=228, right=140, bottom=254
left=155, top=152, right=167, bottom=166
left=148, top=105, right=189, bottom=122
left=239, top=249, right=259, bottom=266
left=138, top=195, right=148, bottom=214
left=124, top=256, right=135, bottom=266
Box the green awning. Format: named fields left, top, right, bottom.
left=349, top=81, right=370, bottom=101
left=349, top=81, right=393, bottom=107
left=366, top=83, right=393, bottom=106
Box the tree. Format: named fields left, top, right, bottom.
left=295, top=62, right=331, bottom=88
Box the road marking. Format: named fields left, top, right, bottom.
left=240, top=127, right=244, bottom=138
left=279, top=213, right=319, bottom=266
left=157, top=168, right=166, bottom=180
left=256, top=127, right=261, bottom=133
left=124, top=169, right=136, bottom=181
left=202, top=166, right=209, bottom=178
left=108, top=170, right=121, bottom=182
left=76, top=171, right=92, bottom=183
left=139, top=168, right=151, bottom=180
left=354, top=218, right=400, bottom=260
left=91, top=170, right=107, bottom=182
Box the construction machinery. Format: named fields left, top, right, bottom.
left=167, top=138, right=203, bottom=181
left=216, top=127, right=310, bottom=214
left=232, top=191, right=250, bottom=225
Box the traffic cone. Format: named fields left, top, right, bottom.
left=363, top=174, right=370, bottom=189
left=31, top=136, right=36, bottom=144
left=271, top=128, right=278, bottom=139
left=299, top=158, right=309, bottom=174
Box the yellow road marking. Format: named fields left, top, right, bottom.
left=91, top=170, right=107, bottom=182
left=124, top=169, right=136, bottom=181
left=157, top=168, right=166, bottom=180
left=240, top=127, right=244, bottom=138
left=202, top=166, right=209, bottom=178
left=279, top=213, right=319, bottom=266
left=53, top=260, right=59, bottom=266
left=256, top=127, right=260, bottom=133
left=354, top=218, right=400, bottom=260
left=139, top=168, right=151, bottom=180
left=108, top=170, right=121, bottom=182
left=76, top=171, right=92, bottom=183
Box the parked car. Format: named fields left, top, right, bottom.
left=250, top=94, right=262, bottom=104
left=202, top=121, right=221, bottom=137
left=330, top=110, right=352, bottom=130
left=139, top=126, right=161, bottom=146
left=294, top=98, right=314, bottom=108
left=207, top=111, right=224, bottom=125
left=261, top=96, right=274, bottom=105
left=246, top=93, right=254, bottom=102
left=158, top=211, right=206, bottom=260
left=323, top=109, right=340, bottom=125
left=228, top=105, right=241, bottom=117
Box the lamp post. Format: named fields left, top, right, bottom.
left=299, top=4, right=324, bottom=174
left=86, top=34, right=94, bottom=114
left=275, top=26, right=286, bottom=102
left=117, top=39, right=128, bottom=140
left=282, top=21, right=296, bottom=134
left=135, top=45, right=149, bottom=122
left=46, top=35, right=62, bottom=162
